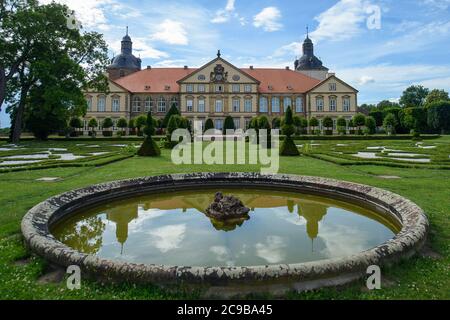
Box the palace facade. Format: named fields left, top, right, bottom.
left=84, top=31, right=358, bottom=133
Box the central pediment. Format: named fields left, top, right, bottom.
left=177, top=56, right=260, bottom=85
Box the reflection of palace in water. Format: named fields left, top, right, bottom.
left=104, top=192, right=329, bottom=253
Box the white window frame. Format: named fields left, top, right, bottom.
left=232, top=98, right=240, bottom=112
left=157, top=97, right=166, bottom=113
left=186, top=84, right=193, bottom=93
left=198, top=84, right=205, bottom=93
left=259, top=97, right=268, bottom=113
left=329, top=83, right=337, bottom=91
left=98, top=96, right=106, bottom=112
left=244, top=99, right=252, bottom=113
left=186, top=99, right=193, bottom=112
left=329, top=97, right=337, bottom=112
left=295, top=97, right=303, bottom=113
left=215, top=99, right=223, bottom=113
left=244, top=84, right=252, bottom=93
left=272, top=97, right=280, bottom=113
left=232, top=84, right=240, bottom=93
left=144, top=97, right=152, bottom=112
left=198, top=99, right=205, bottom=113
left=343, top=97, right=351, bottom=112
left=316, top=97, right=324, bottom=112
left=112, top=97, right=120, bottom=112
left=284, top=97, right=292, bottom=112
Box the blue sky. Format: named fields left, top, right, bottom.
left=1, top=0, right=450, bottom=127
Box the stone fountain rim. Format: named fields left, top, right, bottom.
left=21, top=172, right=428, bottom=289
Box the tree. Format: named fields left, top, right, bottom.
left=399, top=107, right=428, bottom=133
left=88, top=118, right=98, bottom=136
left=322, top=117, right=334, bottom=135
left=102, top=118, right=113, bottom=136
left=204, top=118, right=214, bottom=132
left=272, top=117, right=281, bottom=129
left=358, top=103, right=377, bottom=115
left=348, top=119, right=355, bottom=134
left=353, top=113, right=366, bottom=134
left=137, top=111, right=160, bottom=157
left=128, top=118, right=135, bottom=131
left=337, top=117, right=347, bottom=135
left=2, top=1, right=109, bottom=143
left=383, top=113, right=398, bottom=135
left=309, top=117, right=319, bottom=134
left=135, top=115, right=147, bottom=136
left=223, top=116, right=235, bottom=134
left=162, top=103, right=181, bottom=128
left=117, top=117, right=128, bottom=134
left=383, top=107, right=405, bottom=133
left=400, top=85, right=429, bottom=108
left=69, top=117, right=83, bottom=136
left=365, top=116, right=376, bottom=134
left=427, top=101, right=450, bottom=134
left=280, top=106, right=299, bottom=156
left=377, top=100, right=400, bottom=110
left=369, top=110, right=383, bottom=127
left=425, top=89, right=449, bottom=107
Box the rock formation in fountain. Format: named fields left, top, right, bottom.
left=205, top=192, right=250, bottom=221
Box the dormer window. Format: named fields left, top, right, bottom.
left=144, top=85, right=151, bottom=91
left=329, top=83, right=337, bottom=91
left=164, top=85, right=171, bottom=91
left=268, top=85, right=274, bottom=91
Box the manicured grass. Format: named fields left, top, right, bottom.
left=0, top=137, right=449, bottom=300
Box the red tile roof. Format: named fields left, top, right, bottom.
left=113, top=68, right=196, bottom=93
left=242, top=68, right=322, bottom=93
left=113, top=67, right=322, bottom=94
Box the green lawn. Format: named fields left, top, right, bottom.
left=0, top=137, right=449, bottom=300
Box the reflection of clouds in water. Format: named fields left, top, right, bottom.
left=127, top=207, right=167, bottom=232
left=210, top=246, right=235, bottom=266
left=255, top=236, right=287, bottom=264
left=318, top=224, right=369, bottom=258
left=148, top=224, right=186, bottom=253
left=273, top=208, right=306, bottom=226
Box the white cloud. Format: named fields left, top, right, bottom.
left=211, top=0, right=239, bottom=24
left=310, top=0, right=376, bottom=43
left=110, top=38, right=168, bottom=59
left=39, top=0, right=113, bottom=30
left=151, top=19, right=189, bottom=46
left=253, top=7, right=283, bottom=32
left=255, top=235, right=287, bottom=263
left=358, top=75, right=375, bottom=85
left=153, top=59, right=188, bottom=67
left=421, top=0, right=450, bottom=10
left=148, top=224, right=186, bottom=253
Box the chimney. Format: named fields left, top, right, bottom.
left=184, top=65, right=188, bottom=69
left=327, top=72, right=336, bottom=78
left=250, top=66, right=254, bottom=70
left=146, top=66, right=151, bottom=69
left=285, top=66, right=290, bottom=70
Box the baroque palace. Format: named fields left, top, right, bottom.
left=84, top=30, right=358, bottom=132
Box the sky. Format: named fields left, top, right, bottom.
left=1, top=0, right=450, bottom=127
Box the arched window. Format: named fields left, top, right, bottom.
left=295, top=97, right=303, bottom=113
left=316, top=96, right=324, bottom=112
left=157, top=97, right=166, bottom=113
left=132, top=97, right=141, bottom=112
left=86, top=96, right=93, bottom=111
left=112, top=96, right=120, bottom=112
left=343, top=96, right=351, bottom=112
left=145, top=97, right=153, bottom=112
left=259, top=97, right=268, bottom=112
left=272, top=97, right=280, bottom=113
left=170, top=97, right=178, bottom=109
left=284, top=97, right=292, bottom=112
left=97, top=95, right=106, bottom=112
left=329, top=96, right=337, bottom=112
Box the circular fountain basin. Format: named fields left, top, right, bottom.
left=22, top=173, right=428, bottom=296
